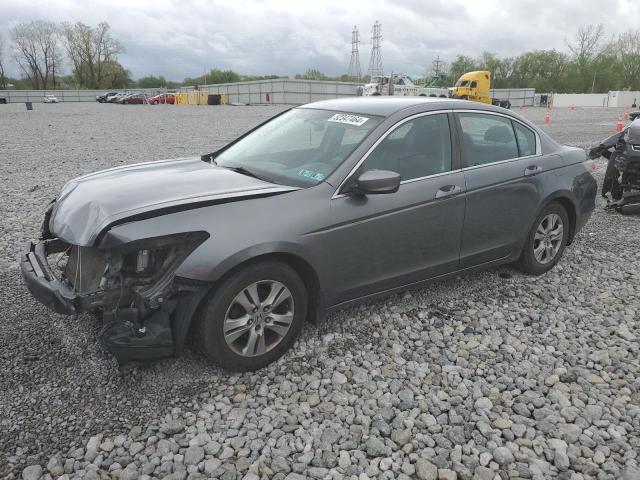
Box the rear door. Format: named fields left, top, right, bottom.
left=455, top=111, right=543, bottom=267
left=324, top=111, right=466, bottom=304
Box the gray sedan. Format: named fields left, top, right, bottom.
left=21, top=98, right=597, bottom=370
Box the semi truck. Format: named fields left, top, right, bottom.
left=450, top=70, right=511, bottom=109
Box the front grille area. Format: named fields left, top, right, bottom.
left=64, top=245, right=107, bottom=294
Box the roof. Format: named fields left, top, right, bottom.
left=301, top=97, right=502, bottom=117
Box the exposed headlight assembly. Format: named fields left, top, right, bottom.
left=105, top=231, right=209, bottom=306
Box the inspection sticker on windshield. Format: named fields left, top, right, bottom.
left=298, top=169, right=325, bottom=181
left=328, top=113, right=369, bottom=126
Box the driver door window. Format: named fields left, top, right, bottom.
left=356, top=113, right=452, bottom=182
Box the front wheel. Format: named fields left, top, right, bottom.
left=193, top=261, right=307, bottom=371
left=517, top=202, right=569, bottom=275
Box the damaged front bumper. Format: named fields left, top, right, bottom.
left=21, top=239, right=85, bottom=315
left=20, top=237, right=210, bottom=364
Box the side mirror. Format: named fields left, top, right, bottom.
left=347, top=169, right=401, bottom=195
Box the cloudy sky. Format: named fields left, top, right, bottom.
left=1, top=0, right=638, bottom=81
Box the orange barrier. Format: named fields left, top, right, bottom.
left=174, top=92, right=228, bottom=105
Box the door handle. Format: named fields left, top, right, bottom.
left=524, top=165, right=543, bottom=176
left=435, top=185, right=463, bottom=199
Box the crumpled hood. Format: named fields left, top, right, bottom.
left=51, top=157, right=297, bottom=246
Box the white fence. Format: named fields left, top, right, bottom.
left=548, top=91, right=640, bottom=108
left=178, top=79, right=358, bottom=105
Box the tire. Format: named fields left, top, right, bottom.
left=517, top=202, right=569, bottom=275
left=124, top=101, right=129, bottom=104
left=193, top=261, right=308, bottom=371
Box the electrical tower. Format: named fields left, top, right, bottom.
left=347, top=25, right=362, bottom=82
left=367, top=21, right=383, bottom=78
left=432, top=56, right=445, bottom=77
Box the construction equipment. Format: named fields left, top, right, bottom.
left=450, top=71, right=511, bottom=109
left=357, top=73, right=448, bottom=97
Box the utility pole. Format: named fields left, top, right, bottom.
left=347, top=25, right=362, bottom=82
left=367, top=21, right=383, bottom=79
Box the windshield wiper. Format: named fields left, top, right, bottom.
left=223, top=165, right=272, bottom=183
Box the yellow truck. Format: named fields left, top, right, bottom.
left=450, top=70, right=511, bottom=109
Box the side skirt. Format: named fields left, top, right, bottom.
left=325, top=254, right=515, bottom=314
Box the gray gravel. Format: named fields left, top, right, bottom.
left=1, top=103, right=638, bottom=480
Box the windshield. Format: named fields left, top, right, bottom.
left=455, top=80, right=469, bottom=87
left=215, top=108, right=383, bottom=187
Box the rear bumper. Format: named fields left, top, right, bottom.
left=20, top=240, right=78, bottom=315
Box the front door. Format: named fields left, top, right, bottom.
left=323, top=112, right=466, bottom=304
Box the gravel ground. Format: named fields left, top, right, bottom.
left=0, top=103, right=638, bottom=480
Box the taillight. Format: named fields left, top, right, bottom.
left=582, top=159, right=597, bottom=174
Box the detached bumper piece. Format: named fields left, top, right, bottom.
left=21, top=240, right=78, bottom=315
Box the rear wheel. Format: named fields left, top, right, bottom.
left=194, top=261, right=307, bottom=371
left=517, top=202, right=569, bottom=275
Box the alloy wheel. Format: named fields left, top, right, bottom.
left=533, top=213, right=563, bottom=264
left=223, top=280, right=294, bottom=357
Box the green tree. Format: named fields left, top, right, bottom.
left=478, top=52, right=513, bottom=88
left=447, top=55, right=476, bottom=85
left=613, top=30, right=640, bottom=90
left=184, top=69, right=241, bottom=86
left=100, top=60, right=133, bottom=88
left=510, top=50, right=569, bottom=92
left=296, top=68, right=328, bottom=81
left=137, top=75, right=176, bottom=88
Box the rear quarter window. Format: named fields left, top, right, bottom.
left=512, top=121, right=537, bottom=156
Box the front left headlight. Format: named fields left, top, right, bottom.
left=115, top=231, right=210, bottom=279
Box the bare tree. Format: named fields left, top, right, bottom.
left=0, top=33, right=7, bottom=89
left=568, top=24, right=605, bottom=60
left=62, top=21, right=123, bottom=88
left=11, top=21, right=62, bottom=89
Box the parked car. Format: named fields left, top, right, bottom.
left=43, top=94, right=59, bottom=103
left=96, top=91, right=119, bottom=103
left=21, top=98, right=597, bottom=370
left=119, top=93, right=147, bottom=105
left=0, top=96, right=7, bottom=104
left=148, top=93, right=175, bottom=105
left=108, top=93, right=127, bottom=103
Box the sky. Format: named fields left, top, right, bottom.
left=1, top=0, right=638, bottom=81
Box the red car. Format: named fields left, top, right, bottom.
left=119, top=93, right=147, bottom=105
left=148, top=93, right=175, bottom=105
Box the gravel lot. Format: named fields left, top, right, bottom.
left=1, top=103, right=638, bottom=480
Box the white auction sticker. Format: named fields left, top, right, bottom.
left=328, top=113, right=369, bottom=126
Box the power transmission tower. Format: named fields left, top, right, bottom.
left=432, top=56, right=445, bottom=76
left=347, top=25, right=362, bottom=82
left=367, top=21, right=383, bottom=78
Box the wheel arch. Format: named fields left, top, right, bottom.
left=537, top=192, right=578, bottom=245
left=191, top=250, right=324, bottom=329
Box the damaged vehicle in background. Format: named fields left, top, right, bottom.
left=589, top=116, right=640, bottom=214
left=21, top=98, right=597, bottom=371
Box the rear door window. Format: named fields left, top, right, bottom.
left=457, top=112, right=519, bottom=167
